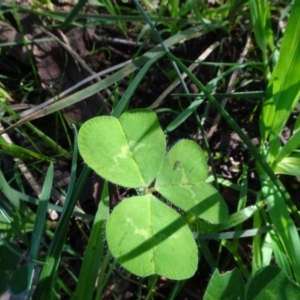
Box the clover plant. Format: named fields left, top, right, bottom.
left=78, top=109, right=228, bottom=280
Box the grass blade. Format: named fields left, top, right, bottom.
left=33, top=126, right=79, bottom=299
left=249, top=0, right=274, bottom=68
left=260, top=1, right=300, bottom=150
left=75, top=181, right=109, bottom=299
left=0, top=169, right=20, bottom=208
left=262, top=180, right=300, bottom=283
left=62, top=0, right=87, bottom=27
left=113, top=51, right=166, bottom=117
left=27, top=163, right=53, bottom=298
left=273, top=130, right=300, bottom=165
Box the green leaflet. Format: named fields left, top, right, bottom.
left=106, top=195, right=198, bottom=280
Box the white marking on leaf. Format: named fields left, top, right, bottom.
left=179, top=168, right=189, bottom=183
left=126, top=217, right=133, bottom=224
left=134, top=228, right=149, bottom=239
left=113, top=145, right=130, bottom=163
left=129, top=140, right=147, bottom=152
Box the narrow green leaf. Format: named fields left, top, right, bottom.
left=227, top=0, right=247, bottom=25
left=260, top=1, right=300, bottom=144
left=196, top=227, right=272, bottom=240
left=28, top=163, right=53, bottom=293
left=0, top=138, right=57, bottom=163
left=273, top=130, right=300, bottom=165
left=0, top=169, right=20, bottom=208
left=222, top=240, right=250, bottom=279
left=269, top=230, right=293, bottom=279
left=75, top=181, right=109, bottom=299
left=293, top=109, right=300, bottom=134
left=33, top=127, right=79, bottom=300
left=164, top=99, right=204, bottom=133
left=260, top=232, right=273, bottom=270
left=217, top=202, right=265, bottom=231
left=62, top=0, right=87, bottom=27
left=249, top=0, right=274, bottom=54
left=113, top=51, right=166, bottom=118
left=12, top=188, right=94, bottom=221
left=274, top=156, right=300, bottom=177
left=262, top=181, right=300, bottom=283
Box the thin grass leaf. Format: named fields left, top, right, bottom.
left=101, top=0, right=127, bottom=36
left=256, top=2, right=300, bottom=283
left=262, top=181, right=300, bottom=283
left=249, top=0, right=274, bottom=67
left=95, top=254, right=117, bottom=298
left=260, top=232, right=273, bottom=269
left=0, top=205, right=12, bottom=225
left=213, top=176, right=257, bottom=195
left=222, top=240, right=250, bottom=279
left=231, top=165, right=249, bottom=250
left=193, top=201, right=265, bottom=234
left=13, top=189, right=94, bottom=221
left=198, top=239, right=218, bottom=269
left=163, top=60, right=254, bottom=132
left=62, top=0, right=87, bottom=27
left=0, top=169, right=20, bottom=208
left=269, top=229, right=293, bottom=279
left=227, top=0, right=247, bottom=25
left=274, top=156, right=300, bottom=177
left=175, top=91, right=265, bottom=99
left=145, top=275, right=159, bottom=300
left=25, top=122, right=71, bottom=159
left=252, top=194, right=264, bottom=275
left=56, top=276, right=75, bottom=299
left=27, top=163, right=53, bottom=299
left=148, top=41, right=220, bottom=110
left=197, top=226, right=272, bottom=240
left=134, top=0, right=191, bottom=103
left=273, top=130, right=300, bottom=165
left=236, top=165, right=248, bottom=213
left=0, top=3, right=192, bottom=25
left=168, top=280, right=186, bottom=300
left=0, top=138, right=58, bottom=163
left=113, top=51, right=166, bottom=117
left=165, top=98, right=204, bottom=133
left=32, top=126, right=79, bottom=299
left=75, top=181, right=109, bottom=299
left=219, top=201, right=265, bottom=231
left=260, top=1, right=300, bottom=149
